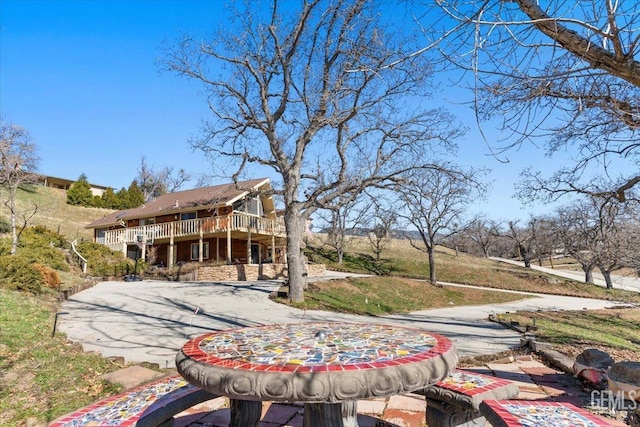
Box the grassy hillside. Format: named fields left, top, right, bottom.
left=306, top=233, right=640, bottom=304
left=0, top=185, right=114, bottom=241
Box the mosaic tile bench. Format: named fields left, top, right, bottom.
left=479, top=399, right=615, bottom=427
left=416, top=369, right=519, bottom=427
left=48, top=374, right=217, bottom=427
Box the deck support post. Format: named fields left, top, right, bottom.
left=226, top=219, right=232, bottom=264
left=169, top=223, right=175, bottom=267
left=247, top=228, right=252, bottom=264
left=198, top=222, right=203, bottom=263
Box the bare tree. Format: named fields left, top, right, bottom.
left=507, top=218, right=539, bottom=268
left=0, top=120, right=39, bottom=255
left=530, top=217, right=560, bottom=267
left=553, top=197, right=639, bottom=287
left=395, top=166, right=486, bottom=285
left=462, top=216, right=501, bottom=258
left=426, top=0, right=640, bottom=203
left=366, top=199, right=397, bottom=261
left=137, top=156, right=190, bottom=202
left=164, top=0, right=463, bottom=302
left=317, top=192, right=369, bottom=265
left=553, top=204, right=599, bottom=283
left=590, top=200, right=639, bottom=288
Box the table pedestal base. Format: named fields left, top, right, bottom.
left=426, top=398, right=485, bottom=427
left=303, top=401, right=358, bottom=427
left=230, top=399, right=261, bottom=427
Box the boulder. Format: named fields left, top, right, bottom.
left=573, top=348, right=613, bottom=383
left=608, top=361, right=640, bottom=386
left=608, top=361, right=640, bottom=401
left=575, top=348, right=614, bottom=370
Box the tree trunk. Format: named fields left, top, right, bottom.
left=284, top=206, right=306, bottom=303
left=583, top=266, right=594, bottom=284
left=600, top=268, right=614, bottom=289
left=427, top=246, right=437, bottom=285
left=521, top=245, right=531, bottom=268
left=337, top=247, right=344, bottom=264
left=9, top=185, right=18, bottom=255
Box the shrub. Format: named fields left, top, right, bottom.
left=16, top=226, right=69, bottom=271
left=144, top=262, right=198, bottom=281
left=0, top=256, right=46, bottom=294
left=76, top=241, right=134, bottom=278
left=33, top=264, right=62, bottom=289
left=20, top=225, right=67, bottom=249
left=0, top=238, right=10, bottom=255
left=0, top=217, right=10, bottom=234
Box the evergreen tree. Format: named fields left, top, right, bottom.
left=100, top=187, right=119, bottom=209
left=126, top=180, right=145, bottom=208
left=66, top=174, right=93, bottom=206
left=115, top=187, right=129, bottom=209
left=90, top=195, right=103, bottom=208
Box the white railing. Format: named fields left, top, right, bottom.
left=102, top=213, right=286, bottom=246
left=71, top=239, right=88, bottom=274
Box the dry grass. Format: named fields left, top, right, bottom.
left=308, top=233, right=640, bottom=304
left=3, top=185, right=114, bottom=241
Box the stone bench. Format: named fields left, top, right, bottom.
left=48, top=374, right=217, bottom=427
left=416, top=369, right=519, bottom=427
left=479, top=399, right=616, bottom=426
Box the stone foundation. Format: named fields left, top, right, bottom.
left=197, top=263, right=326, bottom=281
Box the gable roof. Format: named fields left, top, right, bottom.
left=86, top=178, right=272, bottom=229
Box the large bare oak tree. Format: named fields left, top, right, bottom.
left=164, top=0, right=463, bottom=302
left=0, top=120, right=40, bottom=255
left=427, top=0, right=640, bottom=204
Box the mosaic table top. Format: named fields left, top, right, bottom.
left=479, top=400, right=614, bottom=427
left=176, top=322, right=458, bottom=403
left=48, top=375, right=199, bottom=427
left=422, top=369, right=519, bottom=410
left=434, top=369, right=518, bottom=396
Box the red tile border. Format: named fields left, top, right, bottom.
left=481, top=400, right=615, bottom=427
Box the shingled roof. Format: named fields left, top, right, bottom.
left=86, top=178, right=271, bottom=229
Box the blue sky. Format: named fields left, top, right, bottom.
left=1, top=0, right=571, bottom=221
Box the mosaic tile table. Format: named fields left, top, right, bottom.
left=419, top=369, right=519, bottom=427
left=176, top=322, right=457, bottom=427
left=48, top=375, right=215, bottom=427
left=479, top=400, right=615, bottom=427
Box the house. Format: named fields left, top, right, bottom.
left=86, top=178, right=287, bottom=268
left=38, top=174, right=109, bottom=197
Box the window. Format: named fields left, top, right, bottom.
left=190, top=242, right=209, bottom=260
left=181, top=212, right=197, bottom=221
left=233, top=197, right=264, bottom=216
left=247, top=197, right=263, bottom=216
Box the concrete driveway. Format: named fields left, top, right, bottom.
left=58, top=278, right=626, bottom=368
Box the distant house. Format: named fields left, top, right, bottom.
left=85, top=178, right=287, bottom=268
left=38, top=174, right=109, bottom=197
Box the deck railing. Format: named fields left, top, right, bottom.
left=101, top=213, right=286, bottom=246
